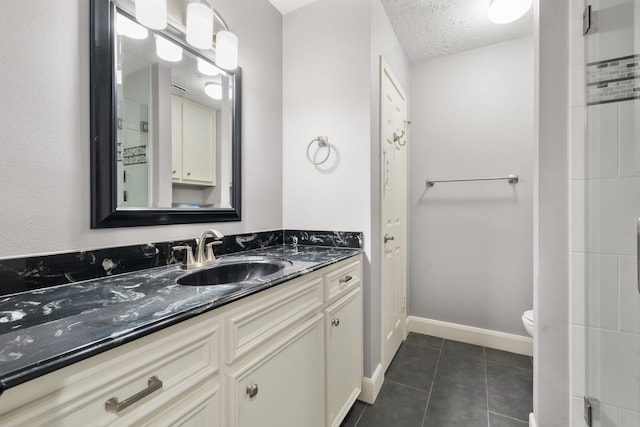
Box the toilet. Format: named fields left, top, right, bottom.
left=522, top=310, right=534, bottom=337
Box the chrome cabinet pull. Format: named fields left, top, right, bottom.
left=331, top=318, right=340, bottom=327
left=105, top=376, right=163, bottom=413
left=339, top=275, right=353, bottom=284
left=246, top=383, right=259, bottom=398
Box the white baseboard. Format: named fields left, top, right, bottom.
left=407, top=316, right=533, bottom=356
left=529, top=412, right=536, bottom=427
left=358, top=363, right=383, bottom=404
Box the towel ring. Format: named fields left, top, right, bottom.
left=306, top=136, right=331, bottom=165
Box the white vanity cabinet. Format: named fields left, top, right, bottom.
left=0, top=254, right=363, bottom=427
left=228, top=314, right=325, bottom=427
left=171, top=96, right=216, bottom=186
left=0, top=312, right=222, bottom=427
left=323, top=259, right=363, bottom=427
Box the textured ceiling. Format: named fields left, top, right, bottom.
left=269, top=0, right=533, bottom=62
left=380, top=0, right=533, bottom=62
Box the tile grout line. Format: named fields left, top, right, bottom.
left=420, top=341, right=443, bottom=427
left=384, top=379, right=431, bottom=394
left=484, top=347, right=491, bottom=427
left=352, top=405, right=367, bottom=427
left=488, top=410, right=529, bottom=425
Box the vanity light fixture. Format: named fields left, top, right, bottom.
left=186, top=2, right=214, bottom=49
left=215, top=30, right=238, bottom=70
left=155, top=35, right=183, bottom=62
left=204, top=82, right=223, bottom=100
left=197, top=57, right=221, bottom=76
left=135, top=0, right=167, bottom=30
left=487, top=0, right=532, bottom=24
left=116, top=13, right=148, bottom=39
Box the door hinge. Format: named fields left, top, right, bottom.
left=583, top=5, right=591, bottom=35
left=584, top=397, right=593, bottom=427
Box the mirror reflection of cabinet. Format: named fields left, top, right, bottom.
left=171, top=96, right=216, bottom=187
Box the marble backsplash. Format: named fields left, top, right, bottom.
left=0, top=230, right=363, bottom=296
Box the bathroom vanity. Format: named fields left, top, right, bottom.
left=0, top=241, right=363, bottom=427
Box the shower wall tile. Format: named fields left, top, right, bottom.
left=582, top=328, right=640, bottom=412
left=585, top=0, right=637, bottom=64
left=582, top=178, right=640, bottom=256
left=570, top=325, right=586, bottom=397
left=618, top=100, right=640, bottom=177
left=570, top=180, right=586, bottom=253
left=571, top=106, right=586, bottom=180
left=619, top=255, right=640, bottom=334
left=570, top=253, right=619, bottom=330
left=585, top=103, right=618, bottom=178
left=619, top=409, right=640, bottom=426
left=571, top=396, right=622, bottom=427
left=572, top=63, right=586, bottom=107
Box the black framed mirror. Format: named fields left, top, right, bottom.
left=90, top=0, right=241, bottom=228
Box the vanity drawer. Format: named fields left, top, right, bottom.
left=323, top=259, right=361, bottom=303
left=0, top=314, right=220, bottom=427
left=225, top=275, right=323, bottom=364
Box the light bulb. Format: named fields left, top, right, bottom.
left=155, top=36, right=182, bottom=62
left=204, top=82, right=222, bottom=100
left=215, top=30, right=238, bottom=70
left=135, top=0, right=167, bottom=30
left=187, top=2, right=214, bottom=50
left=488, top=0, right=532, bottom=24
left=197, top=58, right=221, bottom=76
left=116, top=13, right=148, bottom=39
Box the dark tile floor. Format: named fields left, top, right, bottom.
left=341, top=332, right=533, bottom=427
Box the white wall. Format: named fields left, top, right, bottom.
left=408, top=36, right=534, bottom=336
left=569, top=0, right=640, bottom=425
left=0, top=0, right=283, bottom=258
left=282, top=0, right=409, bottom=376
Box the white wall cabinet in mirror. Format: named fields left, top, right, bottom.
left=171, top=96, right=216, bottom=187
left=90, top=0, right=242, bottom=228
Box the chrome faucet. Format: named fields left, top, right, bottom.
left=172, top=229, right=224, bottom=270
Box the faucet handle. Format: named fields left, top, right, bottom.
left=172, top=245, right=196, bottom=269
left=205, top=241, right=223, bottom=263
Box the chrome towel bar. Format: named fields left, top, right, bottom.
left=426, top=174, right=519, bottom=187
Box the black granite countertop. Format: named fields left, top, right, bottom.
left=0, top=244, right=361, bottom=394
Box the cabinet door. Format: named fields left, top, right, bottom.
left=325, top=288, right=363, bottom=427
left=171, top=96, right=182, bottom=181
left=181, top=101, right=215, bottom=185
left=228, top=314, right=324, bottom=427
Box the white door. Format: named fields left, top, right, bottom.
left=380, top=58, right=407, bottom=372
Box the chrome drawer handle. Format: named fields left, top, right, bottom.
left=105, top=376, right=163, bottom=413
left=246, top=383, right=259, bottom=398
left=331, top=318, right=340, bottom=327
left=339, top=275, right=353, bottom=284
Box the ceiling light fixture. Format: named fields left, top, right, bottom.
left=155, top=35, right=183, bottom=62
left=135, top=0, right=167, bottom=29
left=204, top=82, right=223, bottom=100
left=488, top=0, right=532, bottom=24
left=215, top=30, right=238, bottom=70
left=186, top=2, right=214, bottom=50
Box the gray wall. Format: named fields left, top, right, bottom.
left=408, top=36, right=534, bottom=336
left=282, top=0, right=409, bottom=377
left=0, top=0, right=283, bottom=258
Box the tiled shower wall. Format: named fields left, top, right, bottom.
left=570, top=1, right=640, bottom=425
